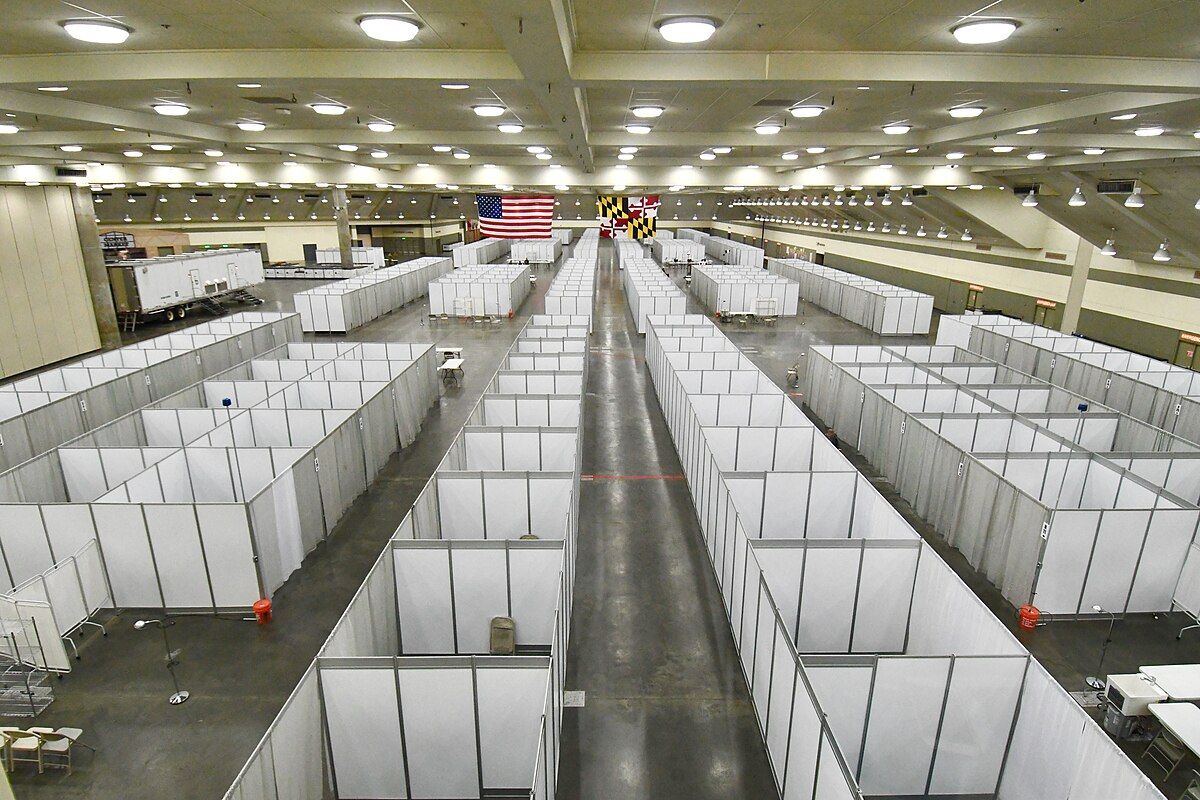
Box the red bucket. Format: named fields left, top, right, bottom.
left=1018, top=605, right=1040, bottom=630
left=253, top=598, right=272, bottom=625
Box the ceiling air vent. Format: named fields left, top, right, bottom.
left=753, top=99, right=795, bottom=107
left=1096, top=179, right=1138, bottom=195
left=244, top=96, right=296, bottom=106
left=1013, top=183, right=1041, bottom=196
left=912, top=188, right=929, bottom=197
left=55, top=167, right=86, bottom=178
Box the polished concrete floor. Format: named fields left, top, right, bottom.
left=5, top=250, right=1199, bottom=798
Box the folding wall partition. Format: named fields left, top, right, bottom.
left=0, top=312, right=300, bottom=471
left=543, top=253, right=599, bottom=319
left=639, top=311, right=1165, bottom=800
left=692, top=264, right=800, bottom=316
left=767, top=258, right=933, bottom=335
left=224, top=253, right=596, bottom=800
left=428, top=263, right=531, bottom=317
left=451, top=237, right=510, bottom=268
left=510, top=239, right=562, bottom=263
left=616, top=240, right=689, bottom=334
left=295, top=256, right=452, bottom=333
left=650, top=238, right=704, bottom=263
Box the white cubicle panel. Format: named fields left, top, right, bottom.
left=440, top=427, right=578, bottom=472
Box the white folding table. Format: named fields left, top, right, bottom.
left=1141, top=665, right=1200, bottom=701
left=1148, top=702, right=1200, bottom=760
left=438, top=358, right=465, bottom=387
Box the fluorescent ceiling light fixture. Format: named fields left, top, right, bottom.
left=497, top=124, right=523, bottom=133
left=1083, top=147, right=1106, bottom=155
left=618, top=153, right=634, bottom=161
left=946, top=151, right=966, bottom=160
left=755, top=124, right=782, bottom=135
left=722, top=186, right=744, bottom=191
left=473, top=105, right=505, bottom=117
left=237, top=121, right=266, bottom=131
left=781, top=152, right=799, bottom=160
left=60, top=145, right=83, bottom=152
left=62, top=19, right=131, bottom=44
left=337, top=144, right=359, bottom=152
left=657, top=17, right=718, bottom=43
left=454, top=151, right=471, bottom=159
left=38, top=86, right=68, bottom=92
left=123, top=150, right=143, bottom=157
left=1153, top=241, right=1171, bottom=262
left=1124, top=187, right=1145, bottom=208
left=613, top=184, right=626, bottom=191
left=991, top=146, right=1015, bottom=153
left=368, top=121, right=395, bottom=133
left=441, top=83, right=469, bottom=90
left=555, top=184, right=571, bottom=191
left=788, top=105, right=825, bottom=118
left=237, top=82, right=261, bottom=89
left=951, top=19, right=1019, bottom=44
left=535, top=152, right=552, bottom=160
left=806, top=146, right=826, bottom=154
left=204, top=149, right=223, bottom=157
left=882, top=124, right=911, bottom=135
left=1016, top=128, right=1038, bottom=135
left=432, top=145, right=452, bottom=152
left=0, top=124, right=17, bottom=134
left=1135, top=126, right=1164, bottom=137
left=371, top=150, right=388, bottom=158
left=357, top=15, right=420, bottom=42
left=625, top=124, right=651, bottom=134
left=668, top=185, right=684, bottom=192
left=311, top=102, right=348, bottom=115
left=1111, top=113, right=1137, bottom=121
left=526, top=146, right=546, bottom=153
left=1100, top=238, right=1116, bottom=257
left=153, top=103, right=189, bottom=116
left=948, top=106, right=985, bottom=118
left=1027, top=151, right=1047, bottom=160
left=631, top=106, right=664, bottom=118
left=620, top=146, right=639, bottom=154
left=614, top=164, right=628, bottom=170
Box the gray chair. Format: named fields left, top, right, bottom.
left=1144, top=725, right=1188, bottom=780
left=1181, top=769, right=1200, bottom=800
left=31, top=727, right=85, bottom=775
left=1, top=728, right=42, bottom=773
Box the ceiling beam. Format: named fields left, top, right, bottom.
left=0, top=88, right=229, bottom=142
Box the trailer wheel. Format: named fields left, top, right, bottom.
left=165, top=308, right=175, bottom=322
left=177, top=306, right=186, bottom=319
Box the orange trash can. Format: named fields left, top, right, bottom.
left=253, top=598, right=272, bottom=625
left=1018, top=605, right=1040, bottom=630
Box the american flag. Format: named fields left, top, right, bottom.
left=475, top=194, right=555, bottom=238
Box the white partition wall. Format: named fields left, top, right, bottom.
left=428, top=264, right=531, bottom=317
left=0, top=312, right=301, bottom=472
left=641, top=312, right=1165, bottom=800
left=510, top=239, right=562, bottom=264
left=451, top=237, right=511, bottom=268
left=692, top=263, right=800, bottom=316
left=617, top=240, right=689, bottom=334
left=295, top=257, right=452, bottom=333
left=651, top=238, right=704, bottom=264
left=767, top=258, right=934, bottom=335
left=225, top=308, right=591, bottom=799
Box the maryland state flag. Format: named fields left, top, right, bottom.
left=597, top=195, right=628, bottom=219
left=627, top=216, right=656, bottom=239
left=598, top=195, right=660, bottom=238
left=600, top=217, right=628, bottom=239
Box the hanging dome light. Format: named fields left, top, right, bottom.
left=901, top=193, right=913, bottom=206
left=950, top=19, right=1019, bottom=45
left=497, top=124, right=523, bottom=133
left=788, top=105, right=825, bottom=118
left=1022, top=191, right=1038, bottom=207
left=1068, top=187, right=1087, bottom=206
left=631, top=106, right=665, bottom=118
left=1100, top=238, right=1117, bottom=257
left=368, top=121, right=395, bottom=133
left=153, top=103, right=189, bottom=116
left=310, top=102, right=348, bottom=116
left=882, top=124, right=911, bottom=135
left=1153, top=241, right=1171, bottom=262
left=755, top=123, right=782, bottom=135
left=1124, top=187, right=1145, bottom=208
left=937, top=227, right=948, bottom=239
left=961, top=229, right=974, bottom=241
left=473, top=105, right=506, bottom=117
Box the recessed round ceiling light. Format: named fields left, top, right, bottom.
left=60, top=144, right=83, bottom=152
left=991, top=145, right=1015, bottom=153
left=555, top=184, right=571, bottom=191
left=38, top=86, right=68, bottom=92
left=781, top=152, right=799, bottom=160
left=61, top=19, right=132, bottom=44
left=613, top=184, right=626, bottom=191
left=625, top=124, right=651, bottom=134
left=454, top=151, right=471, bottom=159
left=905, top=147, right=920, bottom=153
left=950, top=19, right=1019, bottom=45
left=755, top=124, right=782, bottom=135
left=371, top=150, right=388, bottom=158
left=618, top=153, right=633, bottom=161
left=1027, top=151, right=1048, bottom=160
left=712, top=146, right=732, bottom=154
left=535, top=152, right=552, bottom=160
left=948, top=106, right=985, bottom=118
left=367, top=121, right=395, bottom=133
left=946, top=151, right=966, bottom=160
left=357, top=15, right=420, bottom=42
left=237, top=121, right=266, bottom=131
left=473, top=105, right=505, bottom=117
left=204, top=149, right=223, bottom=157
left=497, top=124, right=524, bottom=133
left=1016, top=128, right=1039, bottom=135
left=806, top=146, right=826, bottom=154
left=526, top=145, right=546, bottom=154
left=149, top=144, right=173, bottom=151
left=310, top=102, right=348, bottom=115
left=789, top=105, right=825, bottom=118
left=123, top=150, right=143, bottom=157
left=1135, top=126, right=1165, bottom=137
left=882, top=124, right=911, bottom=135
left=153, top=103, right=189, bottom=117
left=237, top=82, right=262, bottom=89
left=0, top=124, right=17, bottom=134
left=699, top=152, right=716, bottom=160
left=441, top=83, right=470, bottom=90
left=631, top=106, right=665, bottom=118
left=1083, top=147, right=1106, bottom=155
left=1111, top=113, right=1137, bottom=121
left=432, top=145, right=452, bottom=153
left=337, top=144, right=359, bottom=152
left=657, top=17, right=718, bottom=43
left=619, top=146, right=639, bottom=154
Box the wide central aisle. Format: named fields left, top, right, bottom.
left=557, top=243, right=778, bottom=799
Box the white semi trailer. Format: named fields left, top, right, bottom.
left=108, top=249, right=264, bottom=328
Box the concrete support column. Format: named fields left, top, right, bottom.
left=70, top=186, right=121, bottom=350
left=332, top=188, right=353, bottom=268
left=1061, top=240, right=1094, bottom=334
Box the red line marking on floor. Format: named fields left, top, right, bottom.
left=788, top=392, right=804, bottom=398
left=581, top=474, right=686, bottom=481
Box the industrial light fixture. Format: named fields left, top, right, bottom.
left=881, top=192, right=893, bottom=206
left=473, top=105, right=506, bottom=117
left=699, top=152, right=717, bottom=161
left=1068, top=186, right=1087, bottom=206
left=1100, top=236, right=1117, bottom=257
left=310, top=102, right=347, bottom=115
left=1022, top=191, right=1038, bottom=207
left=951, top=19, right=1018, bottom=44
left=371, top=150, right=388, bottom=159
left=367, top=121, right=395, bottom=133
left=864, top=195, right=875, bottom=207
left=441, top=83, right=470, bottom=90
left=38, top=86, right=69, bottom=92
left=805, top=146, right=827, bottom=154
left=936, top=226, right=948, bottom=239
left=1083, top=147, right=1106, bottom=155
left=631, top=105, right=665, bottom=118
left=916, top=225, right=927, bottom=237
left=625, top=124, right=652, bottom=134
left=433, top=145, right=452, bottom=153
left=1135, top=126, right=1164, bottom=137
left=1111, top=113, right=1137, bottom=121
left=949, top=106, right=985, bottom=118
left=992, top=146, right=1015, bottom=153
left=1124, top=187, right=1145, bottom=208
left=946, top=151, right=966, bottom=160
left=781, top=152, right=799, bottom=161
left=898, top=224, right=908, bottom=235
left=755, top=124, right=782, bottom=135
left=906, top=147, right=920, bottom=153
left=882, top=124, right=911, bottom=135
left=153, top=103, right=190, bottom=117
left=854, top=221, right=863, bottom=231
left=1016, top=128, right=1039, bottom=135
left=618, top=153, right=634, bottom=161
left=237, top=121, right=266, bottom=131
left=204, top=149, right=223, bottom=157
left=1027, top=152, right=1048, bottom=160
left=497, top=124, right=523, bottom=133
left=881, top=222, right=891, bottom=233
left=123, top=149, right=143, bottom=157
left=961, top=229, right=973, bottom=241
left=62, top=19, right=132, bottom=44
left=337, top=144, right=359, bottom=152
left=657, top=17, right=718, bottom=43
left=1154, top=240, right=1171, bottom=262
left=237, top=82, right=261, bottom=89
left=866, top=222, right=876, bottom=231
left=789, top=105, right=825, bottom=118
left=60, top=145, right=83, bottom=152
left=357, top=15, right=420, bottom=41
left=901, top=193, right=913, bottom=206
left=455, top=151, right=471, bottom=159
left=150, top=144, right=173, bottom=151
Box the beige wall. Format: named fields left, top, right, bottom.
left=98, top=226, right=190, bottom=256
left=186, top=222, right=340, bottom=261
left=0, top=185, right=100, bottom=379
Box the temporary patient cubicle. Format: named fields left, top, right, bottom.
left=767, top=258, right=933, bottom=336
left=222, top=244, right=596, bottom=800
left=294, top=257, right=452, bottom=333
left=641, top=312, right=1165, bottom=800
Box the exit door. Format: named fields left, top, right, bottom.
left=966, top=287, right=983, bottom=310
left=1033, top=302, right=1061, bottom=329
left=1175, top=337, right=1200, bottom=371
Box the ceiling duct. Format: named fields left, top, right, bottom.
left=1096, top=179, right=1140, bottom=195
left=1012, top=183, right=1041, bottom=196
left=244, top=96, right=296, bottom=105
left=55, top=167, right=87, bottom=178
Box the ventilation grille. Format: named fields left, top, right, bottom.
left=1096, top=179, right=1138, bottom=195
left=55, top=167, right=87, bottom=178
left=753, top=99, right=794, bottom=107
left=244, top=96, right=296, bottom=105
left=1012, top=183, right=1041, bottom=196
